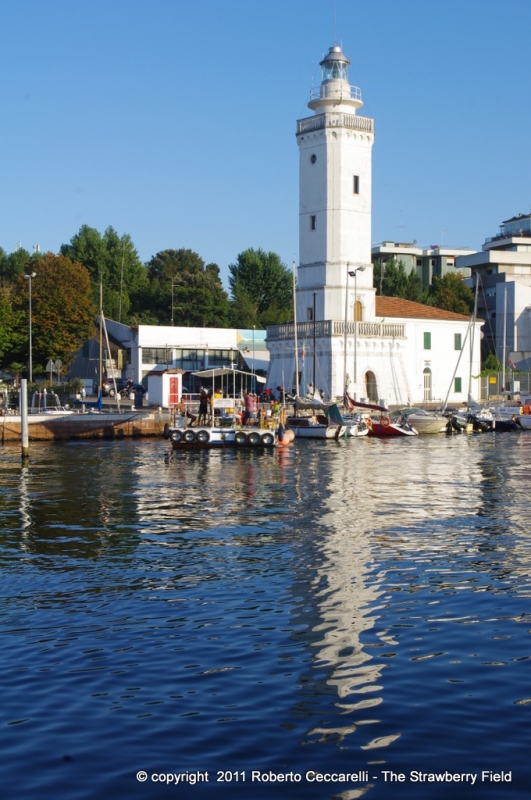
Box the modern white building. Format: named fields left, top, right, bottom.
left=71, top=320, right=269, bottom=394
left=457, top=213, right=531, bottom=367
left=372, top=242, right=474, bottom=286
left=266, top=44, right=482, bottom=406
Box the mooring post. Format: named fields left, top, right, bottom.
left=21, top=378, right=29, bottom=460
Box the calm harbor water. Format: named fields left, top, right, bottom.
left=0, top=434, right=530, bottom=799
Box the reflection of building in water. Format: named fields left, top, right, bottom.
left=287, top=456, right=400, bottom=751
left=285, top=435, right=531, bottom=751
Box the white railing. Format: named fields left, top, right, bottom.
left=267, top=320, right=405, bottom=341
left=310, top=84, right=362, bottom=102
left=297, top=113, right=374, bottom=135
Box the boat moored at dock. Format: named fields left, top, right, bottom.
left=166, top=424, right=277, bottom=449
left=367, top=414, right=418, bottom=437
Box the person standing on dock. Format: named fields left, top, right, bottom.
left=198, top=388, right=209, bottom=426
left=243, top=390, right=255, bottom=426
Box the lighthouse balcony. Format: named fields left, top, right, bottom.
left=297, top=113, right=374, bottom=135
left=267, top=320, right=405, bottom=342
left=310, top=84, right=362, bottom=103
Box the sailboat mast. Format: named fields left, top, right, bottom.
left=343, top=270, right=349, bottom=394
left=99, top=277, right=103, bottom=401
left=292, top=261, right=299, bottom=397
left=312, top=292, right=316, bottom=392
left=502, top=285, right=507, bottom=394
left=467, top=275, right=479, bottom=405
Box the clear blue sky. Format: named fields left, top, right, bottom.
left=1, top=0, right=530, bottom=288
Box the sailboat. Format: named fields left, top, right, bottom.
left=287, top=394, right=348, bottom=439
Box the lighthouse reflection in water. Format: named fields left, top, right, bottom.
left=0, top=435, right=530, bottom=799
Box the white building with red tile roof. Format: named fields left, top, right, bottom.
left=266, top=44, right=482, bottom=406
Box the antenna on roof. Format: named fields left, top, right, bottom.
left=334, top=0, right=337, bottom=44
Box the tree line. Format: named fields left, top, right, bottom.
left=0, top=225, right=476, bottom=380
left=0, top=225, right=293, bottom=377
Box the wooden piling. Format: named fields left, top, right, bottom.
left=20, top=379, right=29, bottom=460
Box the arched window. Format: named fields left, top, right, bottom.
left=354, top=300, right=362, bottom=322
left=365, top=371, right=378, bottom=403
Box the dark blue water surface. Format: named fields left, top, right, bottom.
left=0, top=434, right=530, bottom=799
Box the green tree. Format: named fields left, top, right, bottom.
left=146, top=248, right=231, bottom=327
left=230, top=289, right=258, bottom=328
left=61, top=225, right=148, bottom=322
left=7, top=253, right=96, bottom=373
left=373, top=257, right=428, bottom=303
left=0, top=287, right=25, bottom=363
left=0, top=247, right=7, bottom=283
left=228, top=248, right=292, bottom=326
left=102, top=226, right=149, bottom=321
left=0, top=247, right=42, bottom=285
left=428, top=273, right=474, bottom=315
left=482, top=352, right=502, bottom=372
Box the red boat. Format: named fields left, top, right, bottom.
left=344, top=393, right=417, bottom=437
left=367, top=413, right=418, bottom=437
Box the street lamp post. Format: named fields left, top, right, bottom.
left=343, top=264, right=350, bottom=393
left=171, top=277, right=176, bottom=325
left=348, top=265, right=365, bottom=399
left=252, top=325, right=255, bottom=394
left=24, top=272, right=37, bottom=382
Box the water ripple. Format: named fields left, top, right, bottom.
left=0, top=436, right=530, bottom=798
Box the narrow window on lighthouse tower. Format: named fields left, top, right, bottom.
left=353, top=175, right=360, bottom=194
left=310, top=215, right=316, bottom=231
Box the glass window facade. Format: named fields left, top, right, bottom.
left=503, top=216, right=531, bottom=237
left=142, top=348, right=238, bottom=372
left=143, top=348, right=170, bottom=363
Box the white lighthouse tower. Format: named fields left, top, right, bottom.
left=296, top=45, right=375, bottom=326
left=266, top=44, right=482, bottom=407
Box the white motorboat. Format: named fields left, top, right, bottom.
left=286, top=414, right=347, bottom=439
left=397, top=407, right=447, bottom=434
left=515, top=396, right=531, bottom=429
left=342, top=413, right=370, bottom=437
left=30, top=390, right=75, bottom=415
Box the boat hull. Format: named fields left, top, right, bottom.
left=492, top=418, right=520, bottom=432
left=404, top=417, right=447, bottom=434
left=368, top=421, right=418, bottom=437
left=345, top=424, right=369, bottom=437
left=286, top=418, right=346, bottom=439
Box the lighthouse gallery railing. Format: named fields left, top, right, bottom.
left=296, top=113, right=374, bottom=135
left=267, top=320, right=405, bottom=341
